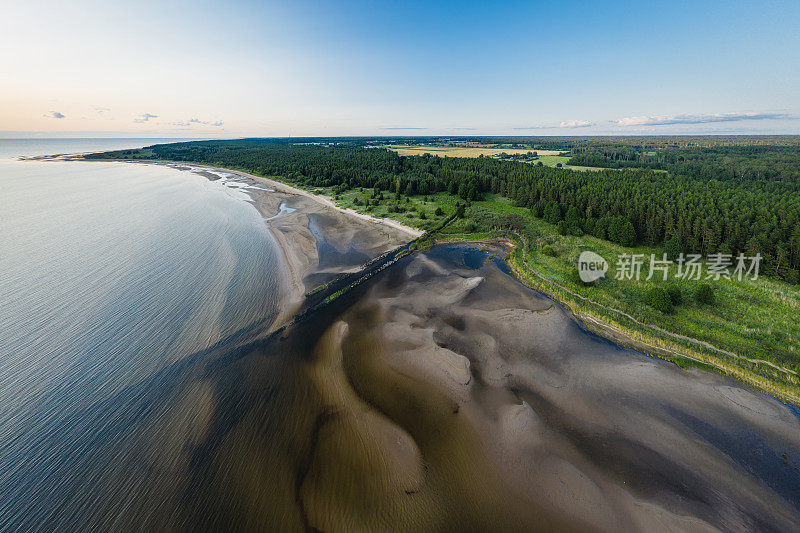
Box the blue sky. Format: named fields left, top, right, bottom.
left=2, top=0, right=799, bottom=136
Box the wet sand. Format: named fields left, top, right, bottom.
left=107, top=245, right=799, bottom=531
left=334, top=246, right=800, bottom=531
left=160, top=161, right=419, bottom=308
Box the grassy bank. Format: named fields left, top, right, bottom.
left=433, top=196, right=800, bottom=405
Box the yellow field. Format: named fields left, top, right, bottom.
left=387, top=145, right=565, bottom=158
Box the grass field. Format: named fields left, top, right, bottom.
left=385, top=145, right=607, bottom=171
left=316, top=186, right=456, bottom=230
left=386, top=145, right=565, bottom=158
left=528, top=154, right=572, bottom=167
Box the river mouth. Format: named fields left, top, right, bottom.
left=96, top=244, right=799, bottom=532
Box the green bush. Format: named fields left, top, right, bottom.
left=569, top=267, right=593, bottom=286
left=646, top=287, right=673, bottom=313
left=541, top=245, right=557, bottom=257
left=666, top=285, right=683, bottom=306
left=694, top=283, right=715, bottom=305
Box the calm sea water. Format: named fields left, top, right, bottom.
left=0, top=138, right=186, bottom=159
left=0, top=140, right=286, bottom=529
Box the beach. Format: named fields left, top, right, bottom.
left=131, top=161, right=422, bottom=312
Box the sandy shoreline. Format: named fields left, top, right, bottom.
left=40, top=154, right=421, bottom=318
left=147, top=160, right=420, bottom=315
left=184, top=163, right=424, bottom=238
left=48, top=155, right=423, bottom=238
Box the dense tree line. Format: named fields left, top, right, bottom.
left=90, top=139, right=800, bottom=283
left=389, top=135, right=800, bottom=150
left=567, top=145, right=800, bottom=182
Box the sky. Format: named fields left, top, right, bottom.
left=2, top=0, right=799, bottom=138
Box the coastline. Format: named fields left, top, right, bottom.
left=43, top=154, right=423, bottom=237
left=44, top=154, right=800, bottom=406
left=186, top=162, right=424, bottom=238
left=133, top=160, right=420, bottom=318
left=31, top=154, right=421, bottom=331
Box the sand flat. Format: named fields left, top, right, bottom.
left=288, top=245, right=800, bottom=530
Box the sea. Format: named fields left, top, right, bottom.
left=0, top=139, right=286, bottom=529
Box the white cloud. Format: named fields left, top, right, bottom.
left=614, top=112, right=791, bottom=126
left=171, top=117, right=224, bottom=127
left=560, top=119, right=593, bottom=128
left=134, top=113, right=159, bottom=123
left=45, top=111, right=65, bottom=119
left=514, top=120, right=594, bottom=130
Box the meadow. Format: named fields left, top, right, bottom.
left=385, top=144, right=564, bottom=158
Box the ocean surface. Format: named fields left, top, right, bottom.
left=0, top=138, right=187, bottom=159
left=0, top=140, right=286, bottom=529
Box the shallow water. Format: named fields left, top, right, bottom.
left=0, top=148, right=286, bottom=530
left=236, top=245, right=800, bottom=531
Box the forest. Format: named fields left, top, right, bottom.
left=566, top=145, right=800, bottom=182
left=88, top=138, right=800, bottom=283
